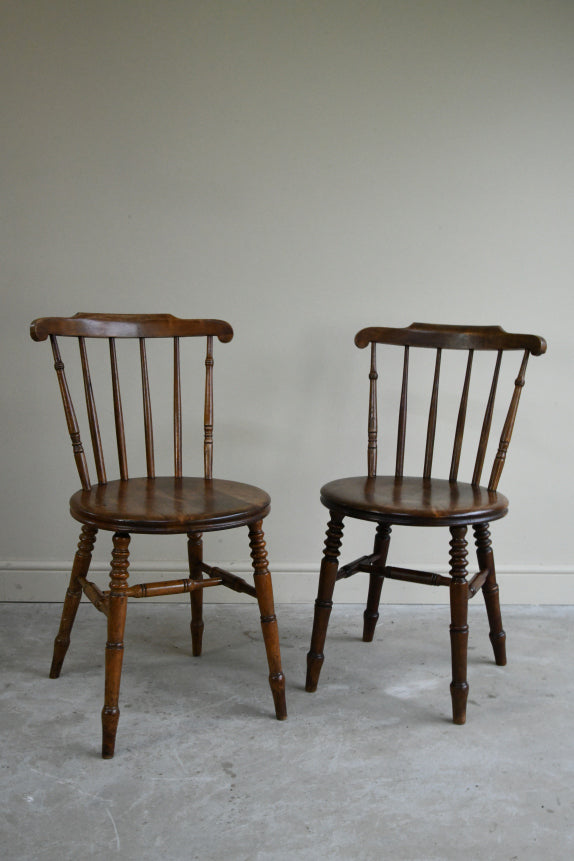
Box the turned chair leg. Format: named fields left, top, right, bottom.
left=248, top=521, right=287, bottom=720
left=187, top=532, right=204, bottom=657
left=306, top=512, right=345, bottom=692
left=50, top=525, right=98, bottom=679
left=474, top=523, right=506, bottom=666
left=449, top=525, right=469, bottom=725
left=102, top=532, right=130, bottom=759
left=363, top=522, right=392, bottom=642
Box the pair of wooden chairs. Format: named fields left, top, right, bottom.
left=30, top=315, right=545, bottom=757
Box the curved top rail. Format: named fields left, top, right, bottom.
left=30, top=314, right=234, bottom=343
left=355, top=323, right=546, bottom=355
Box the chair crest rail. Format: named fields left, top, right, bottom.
left=355, top=323, right=546, bottom=354
left=30, top=314, right=233, bottom=342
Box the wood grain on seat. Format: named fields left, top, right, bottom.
left=70, top=477, right=271, bottom=534
left=320, top=476, right=508, bottom=527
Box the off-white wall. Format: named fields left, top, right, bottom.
left=2, top=0, right=573, bottom=602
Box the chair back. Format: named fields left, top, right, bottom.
left=354, top=323, right=546, bottom=490
left=30, top=314, right=233, bottom=490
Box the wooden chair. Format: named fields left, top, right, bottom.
left=30, top=314, right=286, bottom=757
left=306, top=323, right=546, bottom=724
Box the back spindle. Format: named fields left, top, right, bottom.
left=423, top=348, right=442, bottom=479
left=472, top=350, right=502, bottom=487
left=488, top=350, right=530, bottom=492
left=395, top=346, right=409, bottom=478
left=449, top=349, right=474, bottom=482
left=78, top=337, right=106, bottom=485
left=367, top=343, right=378, bottom=477
left=49, top=335, right=91, bottom=491
left=109, top=338, right=128, bottom=480
left=173, top=337, right=182, bottom=477
left=204, top=335, right=214, bottom=480
left=139, top=338, right=155, bottom=478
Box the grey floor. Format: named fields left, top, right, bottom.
left=1, top=603, right=573, bottom=861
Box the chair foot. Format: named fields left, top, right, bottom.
left=270, top=672, right=287, bottom=721
left=450, top=682, right=469, bottom=724
left=101, top=707, right=120, bottom=758
left=305, top=650, right=324, bottom=692
left=362, top=576, right=383, bottom=642
left=489, top=630, right=507, bottom=666
left=50, top=634, right=75, bottom=679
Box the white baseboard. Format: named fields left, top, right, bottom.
left=1, top=561, right=573, bottom=604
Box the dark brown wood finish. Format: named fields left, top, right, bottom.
left=187, top=532, right=205, bottom=657
left=49, top=524, right=98, bottom=679
left=306, top=513, right=345, bottom=692
left=31, top=313, right=286, bottom=758
left=395, top=346, right=409, bottom=478
left=249, top=521, right=287, bottom=721
left=362, top=522, right=392, bottom=642
left=307, top=321, right=545, bottom=724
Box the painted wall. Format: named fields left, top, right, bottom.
left=2, top=1, right=572, bottom=602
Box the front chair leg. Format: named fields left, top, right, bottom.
left=363, top=522, right=392, bottom=642
left=449, top=525, right=469, bottom=724
left=248, top=521, right=287, bottom=720
left=102, top=532, right=130, bottom=759
left=306, top=512, right=345, bottom=692
left=473, top=523, right=506, bottom=666
left=50, top=524, right=98, bottom=678
left=187, top=532, right=204, bottom=656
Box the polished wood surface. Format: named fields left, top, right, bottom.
left=354, top=322, right=546, bottom=354
left=70, top=477, right=271, bottom=534
left=31, top=313, right=286, bottom=758
left=320, top=476, right=508, bottom=527
left=30, top=313, right=234, bottom=342
left=307, top=321, right=545, bottom=725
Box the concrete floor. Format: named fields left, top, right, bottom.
left=1, top=602, right=573, bottom=861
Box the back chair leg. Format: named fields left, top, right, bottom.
left=306, top=512, right=345, bottom=692
left=248, top=522, right=287, bottom=721
left=363, top=523, right=392, bottom=642
left=102, top=532, right=130, bottom=759
left=50, top=525, right=98, bottom=679
left=449, top=525, right=469, bottom=724
left=474, top=523, right=506, bottom=666
left=187, top=532, right=204, bottom=657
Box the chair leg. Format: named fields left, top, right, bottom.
left=187, top=532, right=204, bottom=657
left=474, top=523, right=506, bottom=666
left=102, top=532, right=130, bottom=759
left=50, top=524, right=98, bottom=679
left=248, top=521, right=287, bottom=721
left=306, top=512, right=345, bottom=692
left=363, top=523, right=392, bottom=642
left=449, top=525, right=469, bottom=725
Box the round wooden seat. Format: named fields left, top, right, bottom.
left=320, top=476, right=508, bottom=527
left=70, top=477, right=271, bottom=534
